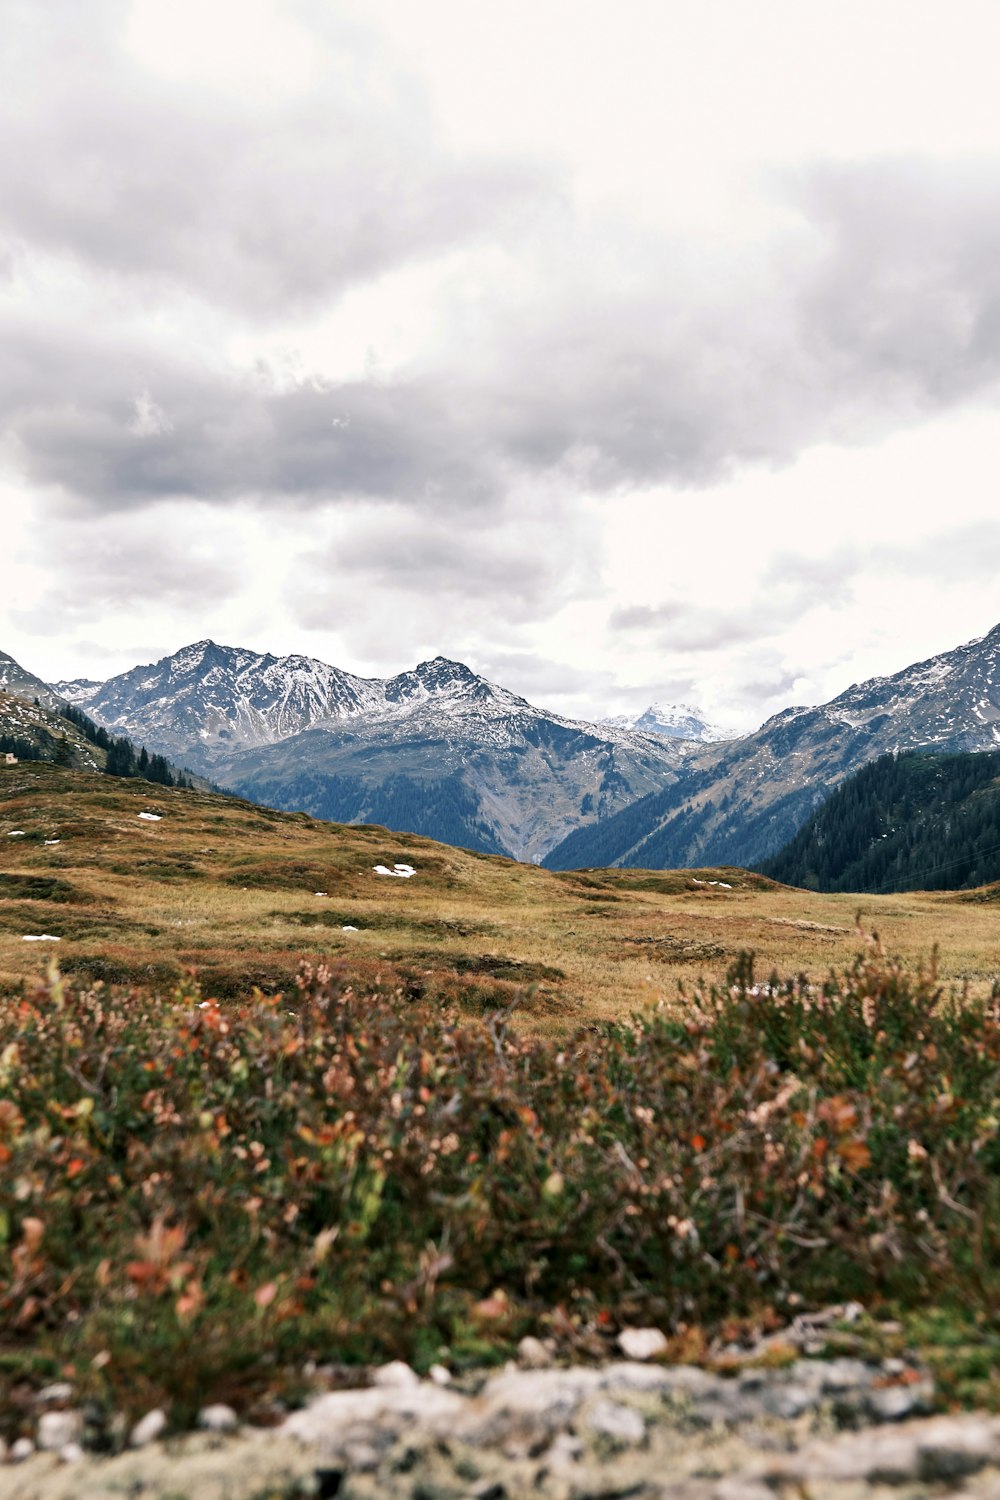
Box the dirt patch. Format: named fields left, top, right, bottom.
left=624, top=935, right=728, bottom=961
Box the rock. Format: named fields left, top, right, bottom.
left=516, top=1335, right=552, bottom=1369
left=129, top=1406, right=168, bottom=1447
left=545, top=1430, right=584, bottom=1468
left=584, top=1398, right=646, bottom=1447
left=37, top=1408, right=83, bottom=1450
left=198, top=1402, right=239, bottom=1432
left=59, top=1442, right=85, bottom=1463
left=617, top=1326, right=668, bottom=1361
left=761, top=1413, right=1000, bottom=1486
left=282, top=1381, right=465, bottom=1454
left=9, top=1437, right=35, bottom=1463
left=372, top=1360, right=420, bottom=1389
left=867, top=1377, right=934, bottom=1423
left=35, top=1381, right=75, bottom=1407
left=428, top=1364, right=452, bottom=1385
left=456, top=1367, right=603, bottom=1455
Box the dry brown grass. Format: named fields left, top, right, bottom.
left=2, top=762, right=999, bottom=1028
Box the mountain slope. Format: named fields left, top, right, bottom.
left=0, top=649, right=64, bottom=710
left=61, top=642, right=692, bottom=862
left=759, top=749, right=1000, bottom=894
left=545, top=622, right=1000, bottom=871
left=0, top=692, right=104, bottom=772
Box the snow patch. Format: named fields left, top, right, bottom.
left=137, top=812, right=162, bottom=821
left=22, top=934, right=60, bottom=942
left=374, top=863, right=416, bottom=878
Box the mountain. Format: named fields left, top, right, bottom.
left=0, top=649, right=63, bottom=710
left=599, top=703, right=727, bottom=743
left=760, top=748, right=1000, bottom=894
left=55, top=640, right=384, bottom=765
left=60, top=642, right=693, bottom=862
left=544, top=622, right=1000, bottom=871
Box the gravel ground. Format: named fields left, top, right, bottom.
left=2, top=1327, right=998, bottom=1499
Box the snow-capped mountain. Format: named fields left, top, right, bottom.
left=600, top=703, right=727, bottom=743
left=57, top=641, right=694, bottom=862
left=545, top=622, right=1000, bottom=871
left=56, top=640, right=384, bottom=764
left=0, top=649, right=63, bottom=710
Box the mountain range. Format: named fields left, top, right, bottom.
left=543, top=623, right=1000, bottom=870
left=7, top=620, right=1000, bottom=871
left=53, top=642, right=700, bottom=862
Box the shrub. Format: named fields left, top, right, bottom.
left=1, top=944, right=998, bottom=1425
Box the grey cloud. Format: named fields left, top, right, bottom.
left=291, top=502, right=598, bottom=635
left=608, top=601, right=765, bottom=653
left=0, top=1, right=552, bottom=318
left=13, top=508, right=243, bottom=632
left=872, top=523, right=1000, bottom=583
left=8, top=0, right=1000, bottom=526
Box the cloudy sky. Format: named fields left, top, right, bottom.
left=3, top=0, right=1000, bottom=731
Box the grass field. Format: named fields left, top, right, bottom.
left=3, top=762, right=1000, bottom=1025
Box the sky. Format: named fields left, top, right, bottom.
left=3, top=0, right=1000, bottom=732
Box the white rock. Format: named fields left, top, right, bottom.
left=766, top=1414, right=1000, bottom=1486
left=10, top=1437, right=35, bottom=1463
left=372, top=1360, right=419, bottom=1389
left=197, top=1403, right=239, bottom=1432
left=517, top=1336, right=553, bottom=1369
left=283, top=1384, right=465, bottom=1450
left=545, top=1431, right=584, bottom=1468
left=37, top=1409, right=83, bottom=1451
left=428, top=1364, right=452, bottom=1386
left=59, top=1442, right=85, bottom=1464
left=129, top=1407, right=168, bottom=1447
left=616, top=1327, right=668, bottom=1361
left=585, top=1399, right=646, bottom=1446
left=36, top=1382, right=75, bottom=1407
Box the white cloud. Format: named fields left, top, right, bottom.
left=3, top=0, right=1000, bottom=734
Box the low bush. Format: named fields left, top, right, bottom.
left=1, top=942, right=999, bottom=1425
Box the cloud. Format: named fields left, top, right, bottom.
left=12, top=502, right=246, bottom=632
left=0, top=0, right=550, bottom=319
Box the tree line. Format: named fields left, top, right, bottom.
left=759, top=748, right=1000, bottom=893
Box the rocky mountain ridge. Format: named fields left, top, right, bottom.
left=53, top=641, right=696, bottom=862
left=544, top=622, right=1000, bottom=871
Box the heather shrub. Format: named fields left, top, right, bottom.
left=1, top=946, right=999, bottom=1424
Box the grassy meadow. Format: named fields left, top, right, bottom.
left=4, top=761, right=1000, bottom=1432
left=2, top=762, right=1000, bottom=1026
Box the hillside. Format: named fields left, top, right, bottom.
left=545, top=621, right=1000, bottom=871
left=0, top=689, right=106, bottom=772
left=759, top=748, right=1000, bottom=893
left=5, top=762, right=1000, bottom=1019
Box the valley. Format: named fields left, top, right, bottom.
left=3, top=762, right=1000, bottom=1028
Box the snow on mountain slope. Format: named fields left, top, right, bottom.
left=600, top=703, right=728, bottom=743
